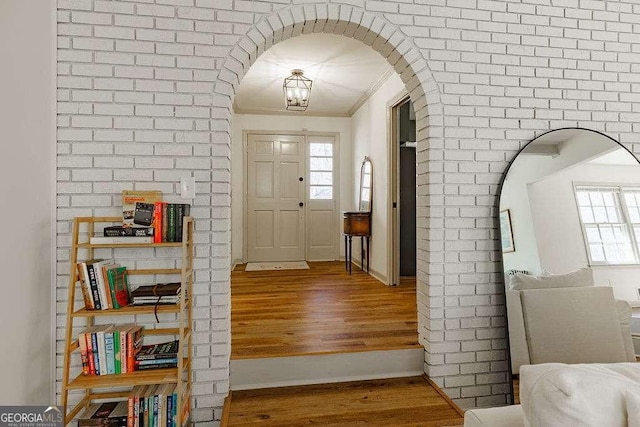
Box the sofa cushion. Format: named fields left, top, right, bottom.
left=463, top=405, right=524, bottom=427
left=520, top=362, right=640, bottom=427
left=627, top=391, right=640, bottom=427
left=510, top=267, right=593, bottom=291
left=521, top=286, right=629, bottom=364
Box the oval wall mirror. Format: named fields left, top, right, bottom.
left=359, top=156, right=373, bottom=212
left=499, top=128, right=640, bottom=397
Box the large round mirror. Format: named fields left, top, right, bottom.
left=499, top=128, right=640, bottom=398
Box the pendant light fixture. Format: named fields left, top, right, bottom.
left=283, top=69, right=312, bottom=111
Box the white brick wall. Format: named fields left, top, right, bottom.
left=56, top=0, right=640, bottom=422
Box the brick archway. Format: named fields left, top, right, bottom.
left=214, top=1, right=449, bottom=396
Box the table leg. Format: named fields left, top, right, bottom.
left=366, top=236, right=370, bottom=273
left=361, top=236, right=365, bottom=272
left=344, top=235, right=348, bottom=272
left=348, top=236, right=353, bottom=275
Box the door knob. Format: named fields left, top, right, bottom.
left=299, top=202, right=304, bottom=207
left=299, top=177, right=304, bottom=181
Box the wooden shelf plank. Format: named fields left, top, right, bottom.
left=77, top=242, right=182, bottom=248
left=145, top=327, right=191, bottom=336
left=128, top=269, right=181, bottom=275
left=71, top=300, right=190, bottom=317
left=67, top=368, right=178, bottom=389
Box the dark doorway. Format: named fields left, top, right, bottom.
left=398, top=101, right=416, bottom=276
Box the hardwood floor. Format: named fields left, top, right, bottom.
left=224, top=376, right=464, bottom=427
left=231, top=261, right=419, bottom=359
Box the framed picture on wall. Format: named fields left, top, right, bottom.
left=500, top=209, right=515, bottom=253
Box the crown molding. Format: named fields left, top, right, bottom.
left=233, top=106, right=350, bottom=118
left=347, top=67, right=395, bottom=117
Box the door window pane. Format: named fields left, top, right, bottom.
left=309, top=142, right=334, bottom=200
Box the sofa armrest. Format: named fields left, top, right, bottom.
left=463, top=405, right=524, bottom=427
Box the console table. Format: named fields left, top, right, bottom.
left=343, top=211, right=371, bottom=274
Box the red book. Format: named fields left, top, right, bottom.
left=85, top=327, right=96, bottom=375
left=78, top=330, right=90, bottom=375
left=127, top=326, right=143, bottom=371
left=153, top=202, right=163, bottom=244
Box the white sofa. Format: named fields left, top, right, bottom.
left=464, top=362, right=640, bottom=427
left=465, top=274, right=639, bottom=427
left=506, top=268, right=636, bottom=374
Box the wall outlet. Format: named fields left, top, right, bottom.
left=180, top=176, right=195, bottom=199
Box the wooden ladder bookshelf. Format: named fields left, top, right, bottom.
left=61, top=216, right=193, bottom=426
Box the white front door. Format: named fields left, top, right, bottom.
left=246, top=134, right=306, bottom=261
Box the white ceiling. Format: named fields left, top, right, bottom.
left=588, top=148, right=639, bottom=166
left=233, top=33, right=393, bottom=117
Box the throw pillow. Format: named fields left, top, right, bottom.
left=510, top=267, right=594, bottom=291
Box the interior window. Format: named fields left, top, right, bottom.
left=575, top=185, right=640, bottom=264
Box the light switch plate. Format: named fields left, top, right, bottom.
left=180, top=176, right=195, bottom=199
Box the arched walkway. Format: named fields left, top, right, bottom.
left=213, top=2, right=449, bottom=394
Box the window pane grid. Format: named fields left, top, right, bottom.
left=576, top=186, right=640, bottom=264
left=309, top=142, right=333, bottom=200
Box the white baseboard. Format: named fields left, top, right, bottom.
left=230, top=348, right=424, bottom=391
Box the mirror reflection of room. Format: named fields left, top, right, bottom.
left=499, top=128, right=640, bottom=387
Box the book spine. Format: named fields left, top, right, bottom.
left=77, top=263, right=94, bottom=310
left=147, top=394, right=153, bottom=427
left=134, top=363, right=178, bottom=370
left=107, top=269, right=120, bottom=310
left=79, top=262, right=95, bottom=309
left=134, top=392, right=140, bottom=427
left=94, top=261, right=110, bottom=311
left=157, top=390, right=164, bottom=427
left=105, top=331, right=115, bottom=374
left=127, top=330, right=134, bottom=372
left=104, top=226, right=154, bottom=237
left=121, top=329, right=128, bottom=373
left=128, top=327, right=142, bottom=372
left=136, top=353, right=179, bottom=361
left=176, top=204, right=184, bottom=243
left=97, top=329, right=107, bottom=376
left=153, top=393, right=159, bottom=427
left=167, top=204, right=176, bottom=243
left=166, top=394, right=172, bottom=427
left=114, top=331, right=120, bottom=374
left=153, top=202, right=163, bottom=244
left=101, top=265, right=114, bottom=310
left=136, top=358, right=178, bottom=366
left=91, top=332, right=100, bottom=376
left=78, top=331, right=89, bottom=375
left=181, top=204, right=190, bottom=242
left=161, top=203, right=168, bottom=243
left=86, top=332, right=95, bottom=375
left=86, top=263, right=102, bottom=310
left=128, top=392, right=135, bottom=427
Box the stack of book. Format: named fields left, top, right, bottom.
left=77, top=260, right=130, bottom=310
left=77, top=324, right=143, bottom=376
left=135, top=340, right=179, bottom=371
left=128, top=384, right=180, bottom=427
left=130, top=283, right=181, bottom=306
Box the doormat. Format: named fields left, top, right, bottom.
left=244, top=261, right=310, bottom=272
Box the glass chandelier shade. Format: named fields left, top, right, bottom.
left=283, top=69, right=312, bottom=111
